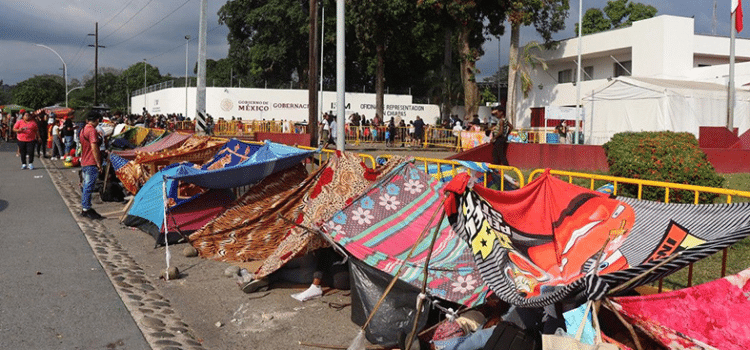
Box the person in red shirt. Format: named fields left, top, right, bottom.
left=12, top=110, right=40, bottom=170
left=79, top=112, right=104, bottom=220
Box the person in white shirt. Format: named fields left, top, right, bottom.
left=50, top=116, right=64, bottom=159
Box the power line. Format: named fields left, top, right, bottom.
left=100, top=0, right=137, bottom=30
left=146, top=25, right=222, bottom=61
left=107, top=0, right=193, bottom=49
left=101, top=0, right=155, bottom=41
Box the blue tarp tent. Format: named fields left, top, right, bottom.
left=169, top=141, right=314, bottom=189
left=123, top=140, right=315, bottom=242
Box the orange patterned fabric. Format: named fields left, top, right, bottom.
left=188, top=152, right=405, bottom=280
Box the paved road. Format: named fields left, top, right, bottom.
left=0, top=141, right=149, bottom=350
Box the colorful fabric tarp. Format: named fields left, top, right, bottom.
left=612, top=268, right=750, bottom=350
left=114, top=132, right=192, bottom=160
left=252, top=152, right=404, bottom=278
left=168, top=140, right=313, bottom=190
left=443, top=170, right=750, bottom=307
left=324, top=161, right=490, bottom=307
left=189, top=164, right=310, bottom=260
left=111, top=135, right=224, bottom=195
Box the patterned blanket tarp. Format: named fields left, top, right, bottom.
left=189, top=164, right=310, bottom=260
left=114, top=132, right=192, bottom=160
left=190, top=152, right=404, bottom=279
left=443, top=170, right=750, bottom=307
left=613, top=268, right=750, bottom=350
left=111, top=135, right=224, bottom=195
left=324, top=161, right=490, bottom=307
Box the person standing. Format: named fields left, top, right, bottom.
left=62, top=117, right=75, bottom=156
left=13, top=111, right=40, bottom=169
left=36, top=111, right=49, bottom=158
left=413, top=116, right=425, bottom=147
left=490, top=107, right=513, bottom=166
left=79, top=112, right=104, bottom=220
left=50, top=116, right=64, bottom=159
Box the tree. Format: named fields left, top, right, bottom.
left=12, top=75, right=64, bottom=109
left=576, top=0, right=657, bottom=35
left=506, top=0, right=569, bottom=124
left=219, top=0, right=310, bottom=89
left=418, top=0, right=507, bottom=120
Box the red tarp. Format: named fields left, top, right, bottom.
left=613, top=268, right=750, bottom=350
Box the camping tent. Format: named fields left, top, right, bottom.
left=582, top=77, right=750, bottom=145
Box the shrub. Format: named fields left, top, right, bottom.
left=602, top=131, right=724, bottom=203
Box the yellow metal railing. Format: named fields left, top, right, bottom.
left=378, top=155, right=524, bottom=191
left=528, top=168, right=750, bottom=289
left=296, top=145, right=376, bottom=170
left=425, top=127, right=461, bottom=151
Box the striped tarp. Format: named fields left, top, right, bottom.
left=443, top=170, right=750, bottom=307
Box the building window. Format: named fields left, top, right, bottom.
left=558, top=69, right=573, bottom=83
left=583, top=66, right=594, bottom=81
left=614, top=60, right=632, bottom=77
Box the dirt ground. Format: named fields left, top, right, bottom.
left=57, top=144, right=454, bottom=350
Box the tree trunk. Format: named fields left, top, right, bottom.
left=441, top=28, right=452, bottom=122
left=376, top=42, right=385, bottom=123
left=507, top=23, right=520, bottom=126
left=308, top=0, right=319, bottom=146
left=458, top=25, right=479, bottom=122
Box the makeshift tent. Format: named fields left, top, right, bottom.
left=110, top=135, right=225, bottom=195
left=251, top=152, right=404, bottom=279
left=189, top=151, right=404, bottom=278
left=189, top=164, right=310, bottom=260
left=443, top=170, right=750, bottom=307
left=168, top=140, right=312, bottom=189
left=1, top=104, right=30, bottom=114
left=612, top=267, right=750, bottom=350
left=124, top=141, right=314, bottom=241
left=324, top=161, right=490, bottom=307
left=113, top=132, right=193, bottom=160
left=581, top=77, right=750, bottom=145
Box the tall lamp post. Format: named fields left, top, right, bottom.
left=185, top=35, right=191, bottom=119
left=143, top=59, right=147, bottom=114
left=36, top=44, right=68, bottom=107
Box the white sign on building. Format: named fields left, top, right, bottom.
left=133, top=87, right=440, bottom=125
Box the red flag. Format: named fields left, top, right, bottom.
left=733, top=0, right=744, bottom=32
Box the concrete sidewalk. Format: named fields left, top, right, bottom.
left=0, top=141, right=150, bottom=349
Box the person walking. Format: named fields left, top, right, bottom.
left=13, top=111, right=40, bottom=169
left=79, top=112, right=104, bottom=220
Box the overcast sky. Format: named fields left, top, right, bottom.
left=0, top=0, right=747, bottom=87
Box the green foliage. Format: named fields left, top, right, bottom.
left=575, top=8, right=611, bottom=35
left=479, top=86, right=497, bottom=105
left=577, top=0, right=657, bottom=35
left=603, top=132, right=725, bottom=203
left=12, top=75, right=64, bottom=109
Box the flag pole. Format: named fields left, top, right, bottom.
left=729, top=9, right=736, bottom=131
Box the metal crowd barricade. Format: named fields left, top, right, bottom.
left=378, top=155, right=525, bottom=191
left=424, top=127, right=461, bottom=151
left=295, top=145, right=376, bottom=170
left=528, top=168, right=750, bottom=290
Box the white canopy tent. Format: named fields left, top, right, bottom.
left=581, top=77, right=750, bottom=145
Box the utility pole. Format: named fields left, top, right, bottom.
left=335, top=0, right=345, bottom=151
left=308, top=0, right=319, bottom=146
left=195, top=0, right=208, bottom=135
left=88, top=22, right=105, bottom=106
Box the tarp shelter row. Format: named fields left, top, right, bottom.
left=582, top=77, right=750, bottom=145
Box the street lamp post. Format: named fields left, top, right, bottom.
left=143, top=59, right=147, bottom=114
left=185, top=35, right=191, bottom=119
left=36, top=44, right=68, bottom=107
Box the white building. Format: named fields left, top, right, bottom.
left=518, top=15, right=750, bottom=144
left=132, top=86, right=440, bottom=125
